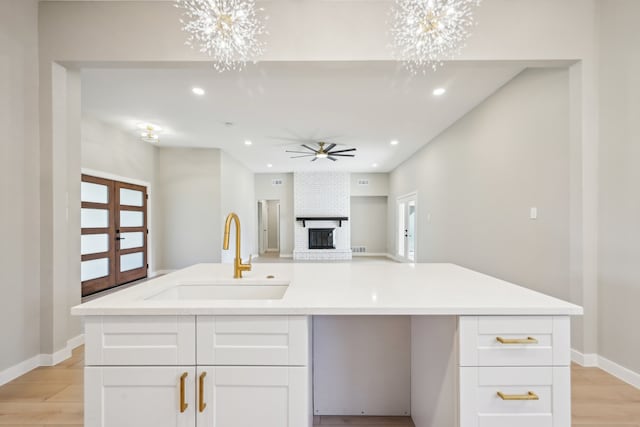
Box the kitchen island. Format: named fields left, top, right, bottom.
left=72, top=262, right=582, bottom=427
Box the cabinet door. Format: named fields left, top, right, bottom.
left=197, top=366, right=311, bottom=427
left=85, top=367, right=196, bottom=427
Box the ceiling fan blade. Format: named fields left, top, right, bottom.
left=327, top=148, right=356, bottom=154
left=286, top=150, right=317, bottom=154
left=290, top=154, right=317, bottom=158
left=328, top=153, right=355, bottom=157
left=311, top=157, right=318, bottom=162
left=325, top=143, right=337, bottom=152
left=328, top=156, right=338, bottom=161
left=301, top=144, right=319, bottom=153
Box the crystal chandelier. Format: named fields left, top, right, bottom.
left=391, top=0, right=481, bottom=73
left=176, top=0, right=267, bottom=72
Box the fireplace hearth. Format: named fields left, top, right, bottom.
left=309, top=228, right=335, bottom=250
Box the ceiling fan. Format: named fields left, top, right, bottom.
left=286, top=142, right=356, bottom=162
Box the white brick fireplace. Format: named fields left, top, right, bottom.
left=293, top=172, right=352, bottom=260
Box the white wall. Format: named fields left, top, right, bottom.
left=220, top=152, right=256, bottom=263
left=597, top=0, right=640, bottom=374
left=155, top=148, right=222, bottom=270
left=351, top=173, right=389, bottom=197
left=351, top=197, right=388, bottom=254
left=0, top=0, right=41, bottom=375
left=389, top=68, right=571, bottom=300
left=255, top=173, right=294, bottom=256
left=81, top=115, right=156, bottom=184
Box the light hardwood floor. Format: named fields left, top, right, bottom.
left=0, top=346, right=638, bottom=426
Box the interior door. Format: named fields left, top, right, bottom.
left=396, top=194, right=417, bottom=262
left=81, top=175, right=148, bottom=297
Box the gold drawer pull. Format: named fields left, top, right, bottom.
left=496, top=336, right=538, bottom=344
left=497, top=391, right=540, bottom=401
left=199, top=372, right=207, bottom=413
left=179, top=372, right=189, bottom=413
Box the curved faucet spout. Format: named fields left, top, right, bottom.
left=223, top=212, right=252, bottom=278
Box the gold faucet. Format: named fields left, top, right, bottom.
left=223, top=212, right=252, bottom=278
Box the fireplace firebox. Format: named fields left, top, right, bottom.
left=309, top=228, right=335, bottom=250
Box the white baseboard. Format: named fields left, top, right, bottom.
left=352, top=252, right=388, bottom=257
left=385, top=253, right=404, bottom=263
left=279, top=253, right=293, bottom=258
left=571, top=349, right=598, bottom=367
left=0, top=334, right=84, bottom=386
left=151, top=269, right=175, bottom=277
left=598, top=355, right=640, bottom=389
left=571, top=348, right=640, bottom=390
left=0, top=354, right=42, bottom=386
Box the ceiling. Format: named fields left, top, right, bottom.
left=81, top=61, right=524, bottom=173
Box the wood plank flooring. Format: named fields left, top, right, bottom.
left=0, top=346, right=638, bottom=426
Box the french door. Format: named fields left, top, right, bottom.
left=397, top=193, right=417, bottom=262
left=81, top=174, right=148, bottom=296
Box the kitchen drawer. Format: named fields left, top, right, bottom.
left=459, top=316, right=570, bottom=367
left=197, top=316, right=310, bottom=366
left=459, top=366, right=570, bottom=427
left=85, top=316, right=196, bottom=366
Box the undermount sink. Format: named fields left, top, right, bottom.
left=146, top=279, right=290, bottom=301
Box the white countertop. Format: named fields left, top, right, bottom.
left=72, top=262, right=582, bottom=316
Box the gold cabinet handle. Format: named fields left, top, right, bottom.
left=497, top=391, right=539, bottom=401
left=496, top=336, right=538, bottom=344
left=199, top=372, right=207, bottom=413
left=179, top=372, right=189, bottom=413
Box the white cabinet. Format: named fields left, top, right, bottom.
left=460, top=366, right=570, bottom=427
left=84, top=316, right=312, bottom=427
left=197, top=316, right=309, bottom=366
left=85, top=366, right=196, bottom=427
left=458, top=316, right=571, bottom=427
left=196, top=366, right=311, bottom=427
left=85, top=316, right=196, bottom=366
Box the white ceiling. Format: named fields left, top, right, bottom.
left=81, top=61, right=524, bottom=173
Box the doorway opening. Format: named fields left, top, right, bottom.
left=396, top=193, right=417, bottom=262
left=258, top=199, right=281, bottom=258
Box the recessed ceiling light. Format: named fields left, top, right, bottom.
left=390, top=140, right=399, bottom=146
left=245, top=140, right=252, bottom=146
left=192, top=87, right=205, bottom=96
left=372, top=163, right=378, bottom=168
left=433, top=87, right=446, bottom=96
left=267, top=163, right=273, bottom=168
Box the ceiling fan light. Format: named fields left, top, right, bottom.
left=316, top=153, right=329, bottom=159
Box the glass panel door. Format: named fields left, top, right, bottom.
left=81, top=174, right=116, bottom=296
left=81, top=175, right=148, bottom=297
left=114, top=181, right=148, bottom=285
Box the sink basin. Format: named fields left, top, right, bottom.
left=146, top=280, right=290, bottom=301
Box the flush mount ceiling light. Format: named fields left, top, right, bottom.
left=176, top=0, right=267, bottom=72
left=391, top=0, right=481, bottom=73
left=138, top=123, right=162, bottom=143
